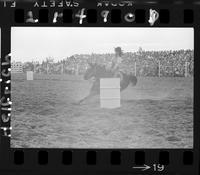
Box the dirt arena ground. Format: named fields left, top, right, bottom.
left=11, top=73, right=193, bottom=148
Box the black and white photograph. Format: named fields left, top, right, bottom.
left=11, top=27, right=193, bottom=148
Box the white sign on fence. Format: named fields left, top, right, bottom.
left=26, top=71, right=33, bottom=80
left=100, top=78, right=120, bottom=109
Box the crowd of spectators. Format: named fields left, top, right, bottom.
left=21, top=49, right=194, bottom=77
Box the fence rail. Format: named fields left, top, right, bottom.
left=132, top=61, right=193, bottom=77
left=12, top=61, right=193, bottom=77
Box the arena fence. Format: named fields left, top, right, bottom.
left=132, top=61, right=193, bottom=77
left=12, top=61, right=193, bottom=78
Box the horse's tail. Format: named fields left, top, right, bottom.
left=129, top=75, right=137, bottom=86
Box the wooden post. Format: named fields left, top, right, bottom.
left=61, top=63, right=64, bottom=74
left=76, top=64, right=79, bottom=75
left=158, top=61, right=161, bottom=77
left=46, top=63, right=49, bottom=74
left=185, top=61, right=188, bottom=77
left=134, top=62, right=137, bottom=76
left=60, top=63, right=64, bottom=74
left=33, top=62, right=35, bottom=73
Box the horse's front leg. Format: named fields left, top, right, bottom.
left=78, top=95, right=89, bottom=105
left=77, top=91, right=97, bottom=105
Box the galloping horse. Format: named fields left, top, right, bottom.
left=78, top=63, right=137, bottom=104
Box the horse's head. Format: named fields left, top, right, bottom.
left=84, top=63, right=116, bottom=80
left=84, top=63, right=97, bottom=80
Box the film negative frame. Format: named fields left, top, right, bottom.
left=0, top=0, right=199, bottom=175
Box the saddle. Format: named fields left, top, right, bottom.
left=113, top=69, right=123, bottom=80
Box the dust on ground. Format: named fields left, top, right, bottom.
left=11, top=74, right=193, bottom=148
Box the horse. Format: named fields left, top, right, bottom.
left=77, top=63, right=137, bottom=104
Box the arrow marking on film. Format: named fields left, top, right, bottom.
left=132, top=164, right=151, bottom=171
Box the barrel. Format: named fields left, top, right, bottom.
left=26, top=71, right=33, bottom=80
left=100, top=78, right=120, bottom=109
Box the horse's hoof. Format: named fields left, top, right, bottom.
left=72, top=102, right=81, bottom=105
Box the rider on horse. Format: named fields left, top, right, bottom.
left=110, top=47, right=123, bottom=78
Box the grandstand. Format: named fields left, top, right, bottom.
left=19, top=50, right=194, bottom=77
left=11, top=61, right=23, bottom=73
